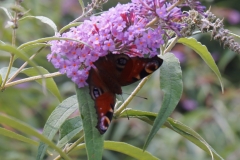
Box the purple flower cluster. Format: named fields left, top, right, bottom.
left=48, top=0, right=205, bottom=88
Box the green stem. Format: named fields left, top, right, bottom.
left=4, top=72, right=62, bottom=88
left=145, top=0, right=184, bottom=29
left=164, top=36, right=179, bottom=54
left=1, top=1, right=18, bottom=89
left=70, top=0, right=99, bottom=23
left=7, top=46, right=46, bottom=83
left=54, top=136, right=85, bottom=160
left=1, top=54, right=15, bottom=90
left=229, top=31, right=240, bottom=39
left=167, top=0, right=185, bottom=12
left=114, top=76, right=150, bottom=117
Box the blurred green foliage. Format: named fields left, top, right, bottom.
left=0, top=0, right=240, bottom=160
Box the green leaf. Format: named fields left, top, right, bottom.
left=119, top=109, right=157, bottom=125
left=0, top=113, right=70, bottom=160
left=19, top=16, right=57, bottom=33
left=0, top=7, right=13, bottom=19
left=57, top=116, right=83, bottom=148
left=59, top=22, right=82, bottom=34
left=120, top=109, right=224, bottom=160
left=144, top=52, right=183, bottom=150
left=0, top=44, right=38, bottom=70
left=178, top=37, right=223, bottom=91
left=21, top=43, right=50, bottom=51
left=0, top=67, right=18, bottom=82
left=0, top=127, right=38, bottom=146
left=218, top=50, right=237, bottom=71
left=37, top=95, right=79, bottom=160
left=21, top=67, right=62, bottom=101
left=104, top=141, right=159, bottom=160
left=73, top=141, right=159, bottom=160
left=165, top=118, right=224, bottom=160
left=76, top=86, right=104, bottom=160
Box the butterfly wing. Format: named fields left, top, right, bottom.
left=87, top=54, right=163, bottom=134
left=87, top=67, right=116, bottom=134
left=116, top=55, right=163, bottom=86
left=95, top=54, right=163, bottom=88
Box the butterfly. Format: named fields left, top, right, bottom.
left=87, top=54, right=163, bottom=134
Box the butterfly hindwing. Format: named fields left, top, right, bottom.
left=87, top=67, right=116, bottom=134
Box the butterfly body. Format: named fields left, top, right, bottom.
left=87, top=54, right=163, bottom=134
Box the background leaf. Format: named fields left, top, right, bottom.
left=120, top=109, right=224, bottom=160
left=165, top=118, right=224, bottom=160
left=57, top=116, right=83, bottom=148
left=21, top=67, right=62, bottom=101
left=0, top=127, right=38, bottom=146
left=0, top=67, right=18, bottom=82
left=0, top=44, right=37, bottom=68
left=0, top=113, right=70, bottom=160
left=37, top=95, right=78, bottom=160
left=19, top=16, right=57, bottom=33
left=178, top=37, right=223, bottom=91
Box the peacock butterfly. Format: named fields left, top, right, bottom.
left=87, top=54, right=163, bottom=134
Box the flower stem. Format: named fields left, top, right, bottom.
left=164, top=36, right=179, bottom=54
left=54, top=136, right=84, bottom=160
left=167, top=0, right=185, bottom=12
left=1, top=1, right=18, bottom=90
left=7, top=46, right=46, bottom=83
left=114, top=76, right=150, bottom=117
left=4, top=72, right=62, bottom=88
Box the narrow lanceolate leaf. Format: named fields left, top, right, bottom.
left=178, top=37, right=223, bottom=92
left=0, top=114, right=70, bottom=160
left=144, top=53, right=183, bottom=150
left=59, top=22, right=82, bottom=34
left=0, top=127, right=38, bottom=146
left=119, top=109, right=224, bottom=160
left=0, top=67, right=18, bottom=82
left=57, top=116, right=83, bottom=148
left=21, top=43, right=50, bottom=51
left=104, top=141, right=159, bottom=160
left=165, top=118, right=224, bottom=160
left=76, top=86, right=104, bottom=160
left=19, top=16, right=57, bottom=33
left=37, top=95, right=78, bottom=160
left=18, top=37, right=88, bottom=50
left=0, top=44, right=38, bottom=69
left=119, top=109, right=157, bottom=125
left=21, top=67, right=62, bottom=101
left=73, top=141, right=159, bottom=160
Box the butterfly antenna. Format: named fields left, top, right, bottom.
left=122, top=92, right=148, bottom=100
left=121, top=94, right=130, bottom=120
